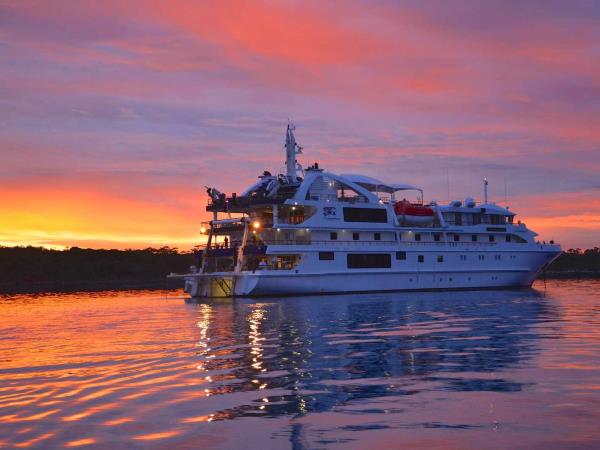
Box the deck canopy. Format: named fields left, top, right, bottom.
left=339, top=174, right=421, bottom=195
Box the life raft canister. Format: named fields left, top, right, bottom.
left=394, top=199, right=434, bottom=217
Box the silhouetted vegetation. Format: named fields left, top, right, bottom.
left=0, top=246, right=195, bottom=293
left=544, top=247, right=600, bottom=277
left=0, top=246, right=598, bottom=294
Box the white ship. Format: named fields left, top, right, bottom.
left=174, top=125, right=561, bottom=297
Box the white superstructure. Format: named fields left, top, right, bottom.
left=174, top=125, right=561, bottom=297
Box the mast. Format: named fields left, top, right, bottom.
left=483, top=178, right=489, bottom=204
left=285, top=123, right=302, bottom=182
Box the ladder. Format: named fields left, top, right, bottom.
left=213, top=277, right=233, bottom=297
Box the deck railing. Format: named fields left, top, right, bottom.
left=197, top=239, right=499, bottom=253
left=262, top=240, right=497, bottom=247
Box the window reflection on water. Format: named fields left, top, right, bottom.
left=194, top=289, right=555, bottom=422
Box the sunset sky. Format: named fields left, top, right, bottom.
left=1, top=0, right=599, bottom=250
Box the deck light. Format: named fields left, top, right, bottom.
left=200, top=226, right=207, bottom=234
left=253, top=221, right=261, bottom=230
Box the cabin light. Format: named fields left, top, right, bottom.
left=253, top=221, right=261, bottom=229
left=306, top=228, right=310, bottom=232
left=277, top=228, right=281, bottom=232
left=291, top=206, right=296, bottom=211
left=200, top=226, right=207, bottom=234
left=294, top=202, right=298, bottom=205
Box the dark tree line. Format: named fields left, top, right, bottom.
left=546, top=247, right=600, bottom=274
left=0, top=246, right=598, bottom=293
left=0, top=246, right=196, bottom=293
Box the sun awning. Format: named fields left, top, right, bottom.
left=339, top=174, right=420, bottom=194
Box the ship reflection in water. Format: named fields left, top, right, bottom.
left=1, top=280, right=599, bottom=449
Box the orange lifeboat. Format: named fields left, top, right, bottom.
left=394, top=199, right=434, bottom=226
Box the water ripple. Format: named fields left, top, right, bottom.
left=1, top=281, right=599, bottom=448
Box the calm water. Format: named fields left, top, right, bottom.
left=1, top=280, right=599, bottom=449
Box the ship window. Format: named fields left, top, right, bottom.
left=306, top=175, right=324, bottom=201
left=343, top=207, right=387, bottom=223
left=453, top=234, right=460, bottom=242
left=460, top=255, right=467, bottom=261
left=319, top=251, right=335, bottom=261
left=335, top=180, right=368, bottom=203
left=353, top=232, right=360, bottom=241
left=472, top=234, right=478, bottom=242
left=455, top=213, right=462, bottom=225
left=397, top=232, right=402, bottom=241
left=478, top=255, right=485, bottom=260
left=418, top=255, right=424, bottom=263
left=347, top=253, right=391, bottom=269
left=505, top=235, right=511, bottom=242
left=415, top=233, right=421, bottom=241
left=495, top=254, right=501, bottom=260
left=277, top=205, right=317, bottom=225
left=489, top=235, right=495, bottom=242
left=473, top=214, right=482, bottom=225
left=374, top=232, right=381, bottom=241
left=434, top=233, right=441, bottom=242
left=396, top=251, right=406, bottom=260
left=330, top=232, right=338, bottom=240
left=437, top=255, right=444, bottom=263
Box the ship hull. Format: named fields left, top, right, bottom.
left=183, top=249, right=560, bottom=298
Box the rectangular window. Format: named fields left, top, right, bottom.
left=437, top=255, right=444, bottom=262
left=505, top=235, right=511, bottom=243
left=347, top=253, right=392, bottom=269
left=396, top=251, right=406, bottom=260
left=415, top=233, right=421, bottom=241
left=472, top=234, right=478, bottom=242
left=330, top=232, right=338, bottom=240
left=434, top=233, right=441, bottom=242
left=454, top=234, right=460, bottom=242
left=489, top=235, right=495, bottom=242
left=418, top=255, right=424, bottom=263
left=343, top=207, right=387, bottom=223
left=319, top=252, right=334, bottom=260
left=353, top=232, right=360, bottom=241
left=374, top=232, right=381, bottom=241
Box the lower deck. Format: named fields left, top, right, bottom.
left=181, top=247, right=560, bottom=297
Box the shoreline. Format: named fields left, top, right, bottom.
left=0, top=279, right=182, bottom=295
left=1, top=272, right=598, bottom=295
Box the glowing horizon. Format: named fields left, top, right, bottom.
left=1, top=1, right=599, bottom=250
